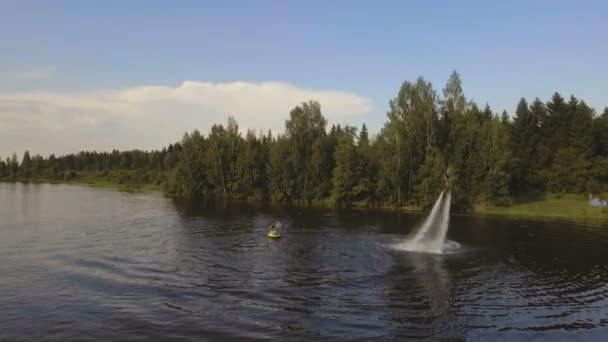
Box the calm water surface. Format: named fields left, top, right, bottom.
left=1, top=183, right=608, bottom=341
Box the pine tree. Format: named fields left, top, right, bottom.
left=511, top=98, right=540, bottom=193
left=592, top=107, right=608, bottom=157
left=19, top=151, right=32, bottom=179
left=267, top=135, right=296, bottom=202
left=0, top=157, right=5, bottom=179
left=527, top=98, right=546, bottom=185
left=373, top=130, right=401, bottom=204
left=165, top=130, right=209, bottom=197
left=500, top=110, right=510, bottom=125
left=359, top=124, right=369, bottom=148
left=450, top=101, right=484, bottom=198
left=331, top=128, right=359, bottom=206
left=550, top=147, right=590, bottom=193
left=9, top=153, right=18, bottom=180
left=233, top=130, right=264, bottom=199
left=483, top=117, right=513, bottom=205
left=482, top=104, right=493, bottom=121
left=31, top=154, right=43, bottom=179
left=543, top=92, right=569, bottom=151
left=569, top=99, right=593, bottom=158
left=206, top=123, right=230, bottom=195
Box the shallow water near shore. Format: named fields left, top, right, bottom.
left=1, top=182, right=608, bottom=341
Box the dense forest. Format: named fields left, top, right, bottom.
left=2, top=72, right=607, bottom=210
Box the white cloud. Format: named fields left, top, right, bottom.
left=0, top=80, right=373, bottom=156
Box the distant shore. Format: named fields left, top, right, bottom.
left=473, top=193, right=608, bottom=223
left=0, top=177, right=160, bottom=193
left=3, top=179, right=607, bottom=223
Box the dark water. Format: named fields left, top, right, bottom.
left=1, top=183, right=608, bottom=341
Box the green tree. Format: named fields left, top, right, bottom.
left=165, top=130, right=208, bottom=197
left=568, top=98, right=593, bottom=158
left=591, top=157, right=608, bottom=193
left=549, top=147, right=591, bottom=193
left=449, top=101, right=484, bottom=199
left=283, top=100, right=329, bottom=202
left=542, top=92, right=569, bottom=154
left=224, top=117, right=242, bottom=194
left=9, top=153, right=18, bottom=180
left=483, top=117, right=513, bottom=205
left=31, top=154, right=43, bottom=179
left=381, top=76, right=439, bottom=204
left=331, top=127, right=360, bottom=206
left=356, top=124, right=375, bottom=204
left=414, top=146, right=445, bottom=208
left=359, top=123, right=369, bottom=148
left=443, top=71, right=467, bottom=117
left=48, top=154, right=60, bottom=179
left=206, top=123, right=235, bottom=196
left=0, top=157, right=6, bottom=179
left=233, top=130, right=265, bottom=199
left=482, top=104, right=493, bottom=121
left=19, top=151, right=32, bottom=179
left=592, top=107, right=608, bottom=158
left=267, top=135, right=296, bottom=202
left=440, top=71, right=467, bottom=152
left=373, top=132, right=401, bottom=204
left=500, top=110, right=510, bottom=125
left=510, top=98, right=540, bottom=193
left=2, top=71, right=604, bottom=210
left=440, top=72, right=469, bottom=199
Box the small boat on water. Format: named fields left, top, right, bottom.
left=267, top=230, right=281, bottom=239
left=267, top=221, right=282, bottom=239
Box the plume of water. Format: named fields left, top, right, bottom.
left=397, top=191, right=453, bottom=254
left=427, top=191, right=452, bottom=253
left=409, top=191, right=444, bottom=245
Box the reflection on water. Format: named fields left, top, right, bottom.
left=1, top=183, right=608, bottom=341
left=384, top=251, right=454, bottom=339
left=409, top=253, right=451, bottom=319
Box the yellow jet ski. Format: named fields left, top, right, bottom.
left=267, top=230, right=281, bottom=239
left=267, top=222, right=281, bottom=238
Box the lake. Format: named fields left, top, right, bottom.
left=1, top=182, right=608, bottom=341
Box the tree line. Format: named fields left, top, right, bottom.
left=1, top=72, right=607, bottom=209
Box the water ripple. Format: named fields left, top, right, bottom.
left=2, top=183, right=608, bottom=341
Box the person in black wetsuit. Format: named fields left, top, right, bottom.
left=268, top=222, right=280, bottom=234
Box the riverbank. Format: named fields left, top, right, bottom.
left=2, top=178, right=607, bottom=222
left=76, top=178, right=161, bottom=192
left=0, top=176, right=160, bottom=192
left=474, top=193, right=608, bottom=222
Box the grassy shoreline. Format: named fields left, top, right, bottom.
left=474, top=193, right=608, bottom=223
left=77, top=178, right=161, bottom=192
left=3, top=179, right=607, bottom=223
left=1, top=177, right=160, bottom=192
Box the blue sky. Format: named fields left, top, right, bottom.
left=1, top=0, right=607, bottom=155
